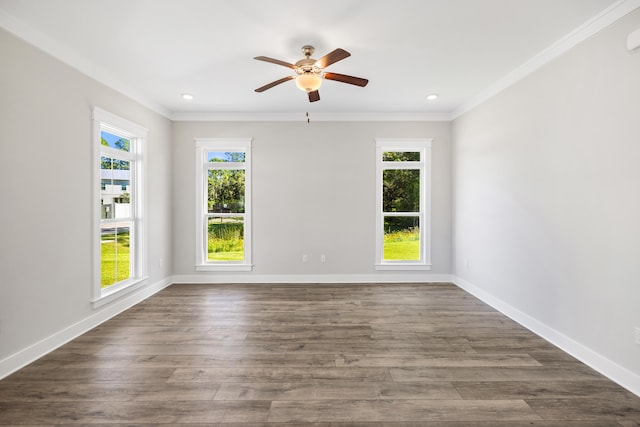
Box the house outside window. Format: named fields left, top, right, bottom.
left=375, top=138, right=432, bottom=270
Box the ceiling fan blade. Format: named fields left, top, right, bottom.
left=315, top=48, right=350, bottom=68
left=254, top=56, right=296, bottom=69
left=324, top=72, right=369, bottom=87
left=308, top=90, right=320, bottom=102
left=255, top=76, right=295, bottom=92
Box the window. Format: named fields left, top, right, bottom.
left=375, top=138, right=432, bottom=270
left=93, top=107, right=147, bottom=305
left=195, top=139, right=252, bottom=271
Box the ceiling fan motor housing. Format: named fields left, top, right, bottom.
left=294, top=46, right=323, bottom=92
left=295, top=59, right=322, bottom=76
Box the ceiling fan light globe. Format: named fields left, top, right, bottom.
left=295, top=73, right=322, bottom=92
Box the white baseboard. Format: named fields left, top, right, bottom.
left=170, top=273, right=453, bottom=284
left=0, top=277, right=173, bottom=380
left=453, top=275, right=640, bottom=397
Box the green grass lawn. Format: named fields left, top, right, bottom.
left=101, top=231, right=130, bottom=287
left=208, top=251, right=244, bottom=261
left=208, top=221, right=244, bottom=261
left=384, top=228, right=420, bottom=260
left=205, top=226, right=418, bottom=262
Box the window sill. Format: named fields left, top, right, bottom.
left=375, top=263, right=432, bottom=271
left=196, top=263, right=253, bottom=272
left=92, top=276, right=149, bottom=309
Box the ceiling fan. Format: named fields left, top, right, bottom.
left=254, top=45, right=369, bottom=102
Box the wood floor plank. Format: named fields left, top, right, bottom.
left=131, top=353, right=337, bottom=368
left=1, top=282, right=638, bottom=425
left=389, top=366, right=604, bottom=382
left=215, top=381, right=381, bottom=401
left=453, top=380, right=638, bottom=400
left=336, top=353, right=542, bottom=367
left=526, top=398, right=640, bottom=421
left=0, top=382, right=219, bottom=402
left=87, top=343, right=291, bottom=356
left=168, top=367, right=392, bottom=383
left=0, top=400, right=270, bottom=424
left=267, top=399, right=542, bottom=423
left=26, top=352, right=138, bottom=368
left=214, top=381, right=461, bottom=401
left=1, top=367, right=175, bottom=383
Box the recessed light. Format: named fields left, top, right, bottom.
left=182, top=93, right=194, bottom=100
left=426, top=93, right=439, bottom=101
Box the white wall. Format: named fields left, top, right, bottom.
left=0, top=29, right=173, bottom=370
left=172, top=121, right=451, bottom=281
left=452, top=9, right=640, bottom=390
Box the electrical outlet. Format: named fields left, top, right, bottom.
left=302, top=254, right=309, bottom=263
left=635, top=327, right=640, bottom=345
left=320, top=254, right=326, bottom=263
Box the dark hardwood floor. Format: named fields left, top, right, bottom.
left=1, top=283, right=639, bottom=425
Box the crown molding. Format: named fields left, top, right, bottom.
left=452, top=0, right=640, bottom=120
left=0, top=9, right=172, bottom=119
left=170, top=111, right=453, bottom=122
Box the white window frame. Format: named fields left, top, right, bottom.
left=92, top=107, right=148, bottom=307
left=195, top=138, right=253, bottom=271
left=375, top=138, right=432, bottom=270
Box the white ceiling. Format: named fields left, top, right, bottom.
left=0, top=0, right=628, bottom=119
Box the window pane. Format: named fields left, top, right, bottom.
left=383, top=169, right=420, bottom=212
left=101, top=157, right=131, bottom=219
left=100, top=225, right=131, bottom=287
left=208, top=217, right=244, bottom=261
left=101, top=156, right=112, bottom=170
left=101, top=156, right=112, bottom=219
left=207, top=151, right=245, bottom=162
left=114, top=188, right=131, bottom=218
left=208, top=169, right=245, bottom=213
left=382, top=151, right=420, bottom=161
left=101, top=156, right=130, bottom=171
left=101, top=131, right=130, bottom=152
left=383, top=216, right=420, bottom=261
